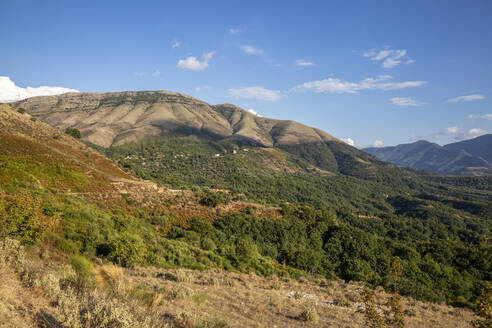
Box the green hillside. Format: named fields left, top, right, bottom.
left=2, top=99, right=491, bottom=311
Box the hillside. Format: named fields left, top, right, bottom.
left=1, top=99, right=491, bottom=327
left=363, top=139, right=492, bottom=176
left=11, top=91, right=338, bottom=148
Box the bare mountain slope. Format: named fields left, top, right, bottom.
left=12, top=91, right=339, bottom=148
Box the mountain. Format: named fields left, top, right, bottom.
left=443, top=134, right=492, bottom=163
left=12, top=90, right=403, bottom=182
left=12, top=91, right=338, bottom=148
left=363, top=138, right=492, bottom=176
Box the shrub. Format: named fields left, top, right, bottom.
left=167, top=285, right=193, bottom=300
left=17, top=107, right=26, bottom=114
left=333, top=297, right=351, bottom=307
left=70, top=255, right=95, bottom=290
left=200, top=192, right=228, bottom=207
left=200, top=238, right=216, bottom=251
left=107, top=232, right=147, bottom=268
left=1, top=192, right=59, bottom=245
left=472, top=283, right=492, bottom=328
left=58, top=289, right=143, bottom=328
left=65, top=127, right=82, bottom=139
left=298, top=307, right=319, bottom=322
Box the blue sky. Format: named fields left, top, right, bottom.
left=1, top=0, right=491, bottom=147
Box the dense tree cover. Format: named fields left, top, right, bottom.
left=172, top=205, right=491, bottom=307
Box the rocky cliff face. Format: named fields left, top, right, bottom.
left=12, top=91, right=339, bottom=148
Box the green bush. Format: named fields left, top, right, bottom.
left=200, top=191, right=228, bottom=207
left=201, top=238, right=216, bottom=251
left=107, top=232, right=147, bottom=268
left=65, top=127, right=82, bottom=139
left=298, top=307, right=319, bottom=322
left=70, top=255, right=95, bottom=290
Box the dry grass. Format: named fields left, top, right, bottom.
left=128, top=267, right=476, bottom=328
left=0, top=238, right=478, bottom=328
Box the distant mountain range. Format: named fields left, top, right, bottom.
left=363, top=135, right=492, bottom=176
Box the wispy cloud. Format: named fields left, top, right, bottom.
left=194, top=85, right=211, bottom=92
left=171, top=39, right=180, bottom=49
left=0, top=76, right=79, bottom=102
left=240, top=45, right=263, bottom=55
left=229, top=27, right=245, bottom=35
left=152, top=70, right=161, bottom=77
left=467, top=113, right=492, bottom=120
left=342, top=137, right=355, bottom=146
left=247, top=109, right=262, bottom=117
left=296, top=59, right=314, bottom=67
left=135, top=72, right=146, bottom=77
left=364, top=47, right=414, bottom=68
left=292, top=75, right=426, bottom=94
left=390, top=97, right=422, bottom=107
left=177, top=51, right=216, bottom=71
left=448, top=94, right=485, bottom=103
left=229, top=86, right=282, bottom=102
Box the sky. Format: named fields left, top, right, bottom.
left=1, top=0, right=491, bottom=147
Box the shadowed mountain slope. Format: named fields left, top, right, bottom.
left=363, top=139, right=492, bottom=176
left=443, top=134, right=492, bottom=163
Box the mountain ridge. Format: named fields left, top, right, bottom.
left=363, top=136, right=492, bottom=176
left=11, top=91, right=340, bottom=149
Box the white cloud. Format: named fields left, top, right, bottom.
left=448, top=94, right=485, bottom=103
left=342, top=138, right=355, bottom=146
left=292, top=75, right=426, bottom=94
left=296, top=59, right=314, bottom=67
left=152, top=70, right=161, bottom=77
left=372, top=140, right=385, bottom=147
left=247, top=109, right=262, bottom=117
left=445, top=126, right=459, bottom=134
left=390, top=97, right=421, bottom=107
left=467, top=113, right=492, bottom=120
left=434, top=125, right=488, bottom=140
left=228, top=86, right=282, bottom=102
left=172, top=39, right=180, bottom=49
left=454, top=128, right=488, bottom=140
left=229, top=27, right=245, bottom=35
left=240, top=45, right=263, bottom=55
left=177, top=51, right=216, bottom=71
left=0, top=76, right=79, bottom=103
left=194, top=85, right=211, bottom=92
left=363, top=48, right=414, bottom=68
